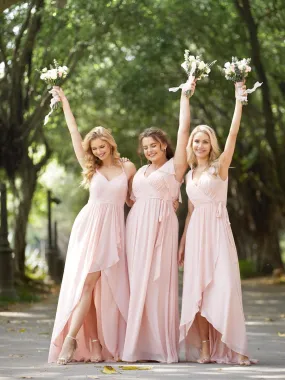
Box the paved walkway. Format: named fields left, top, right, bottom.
left=0, top=281, right=285, bottom=379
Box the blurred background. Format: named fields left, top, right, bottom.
left=0, top=0, right=284, bottom=300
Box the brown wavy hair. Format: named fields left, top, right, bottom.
left=81, top=126, right=120, bottom=187
left=138, top=127, right=174, bottom=160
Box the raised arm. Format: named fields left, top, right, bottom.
left=173, top=78, right=196, bottom=182
left=52, top=86, right=85, bottom=169
left=219, top=83, right=246, bottom=180
left=178, top=199, right=194, bottom=266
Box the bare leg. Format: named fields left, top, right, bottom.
left=196, top=313, right=250, bottom=365
left=88, top=296, right=103, bottom=362
left=57, top=271, right=101, bottom=365
left=196, top=312, right=210, bottom=364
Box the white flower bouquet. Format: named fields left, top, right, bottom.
left=169, top=50, right=216, bottom=97
left=39, top=60, right=69, bottom=124
left=223, top=57, right=262, bottom=105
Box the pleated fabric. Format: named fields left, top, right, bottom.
left=123, top=158, right=181, bottom=363
left=48, top=170, right=129, bottom=363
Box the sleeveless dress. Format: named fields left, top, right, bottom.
left=180, top=168, right=249, bottom=364
left=48, top=167, right=129, bottom=363
left=122, top=158, right=181, bottom=363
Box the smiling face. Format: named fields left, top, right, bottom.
left=142, top=136, right=167, bottom=163
left=90, top=138, right=112, bottom=161
left=192, top=131, right=211, bottom=159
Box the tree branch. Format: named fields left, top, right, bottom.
left=0, top=33, right=9, bottom=73
left=12, top=0, right=35, bottom=62
left=35, top=131, right=51, bottom=171
left=10, top=0, right=44, bottom=128
left=233, top=0, right=279, bottom=156
left=17, top=0, right=44, bottom=79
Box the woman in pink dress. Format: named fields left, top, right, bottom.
left=48, top=87, right=136, bottom=364
left=122, top=80, right=196, bottom=363
left=178, top=83, right=252, bottom=365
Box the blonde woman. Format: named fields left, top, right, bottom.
left=179, top=83, right=253, bottom=365
left=48, top=87, right=136, bottom=364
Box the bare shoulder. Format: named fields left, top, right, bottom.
left=123, top=161, right=137, bottom=178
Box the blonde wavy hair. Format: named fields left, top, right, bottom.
left=186, top=125, right=221, bottom=172
left=81, top=126, right=120, bottom=187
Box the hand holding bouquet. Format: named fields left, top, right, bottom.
left=223, top=57, right=262, bottom=105
left=181, top=78, right=197, bottom=98
left=39, top=60, right=69, bottom=124
left=169, top=50, right=216, bottom=97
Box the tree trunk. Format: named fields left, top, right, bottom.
left=13, top=155, right=38, bottom=279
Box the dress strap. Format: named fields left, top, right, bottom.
left=119, top=160, right=125, bottom=173
left=119, top=160, right=128, bottom=180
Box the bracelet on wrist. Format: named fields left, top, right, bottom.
left=184, top=89, right=192, bottom=98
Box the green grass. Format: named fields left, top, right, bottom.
left=239, top=259, right=257, bottom=279
left=0, top=276, right=51, bottom=310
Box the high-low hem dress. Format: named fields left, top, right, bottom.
left=122, top=158, right=181, bottom=364
left=179, top=168, right=252, bottom=364
left=48, top=168, right=129, bottom=363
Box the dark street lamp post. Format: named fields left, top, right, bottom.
left=0, top=183, right=17, bottom=299
left=46, top=190, right=61, bottom=282
left=53, top=221, right=64, bottom=282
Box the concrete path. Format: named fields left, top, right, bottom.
left=0, top=281, right=285, bottom=379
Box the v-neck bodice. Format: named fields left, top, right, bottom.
left=97, top=169, right=125, bottom=183
left=186, top=168, right=228, bottom=207
left=132, top=158, right=181, bottom=202
left=88, top=168, right=128, bottom=205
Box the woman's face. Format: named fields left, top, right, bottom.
left=192, top=132, right=211, bottom=159
left=90, top=138, right=111, bottom=161
left=142, top=136, right=166, bottom=163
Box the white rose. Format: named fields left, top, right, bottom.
left=50, top=69, right=58, bottom=80
left=198, top=61, right=206, bottom=70
left=225, top=62, right=231, bottom=69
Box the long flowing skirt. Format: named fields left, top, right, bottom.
left=180, top=204, right=248, bottom=364
left=123, top=199, right=179, bottom=363
left=48, top=201, right=129, bottom=362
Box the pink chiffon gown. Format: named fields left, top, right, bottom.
left=48, top=167, right=129, bottom=363
left=122, top=158, right=181, bottom=364
left=180, top=168, right=249, bottom=364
